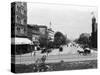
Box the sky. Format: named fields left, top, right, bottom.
left=27, top=3, right=98, bottom=40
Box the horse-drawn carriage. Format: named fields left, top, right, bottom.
left=77, top=48, right=91, bottom=55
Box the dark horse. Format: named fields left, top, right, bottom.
left=77, top=48, right=91, bottom=55
left=84, top=49, right=91, bottom=55
left=77, top=50, right=84, bottom=55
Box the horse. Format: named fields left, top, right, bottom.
left=77, top=50, right=84, bottom=55
left=77, top=48, right=91, bottom=56
left=84, top=48, right=91, bottom=55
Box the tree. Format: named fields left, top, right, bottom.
left=39, top=36, right=48, bottom=48
left=54, top=32, right=66, bottom=47
left=76, top=33, right=91, bottom=48
left=47, top=41, right=54, bottom=48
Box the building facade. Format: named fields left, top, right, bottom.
left=38, top=25, right=48, bottom=47
left=27, top=24, right=40, bottom=45
left=47, top=28, right=54, bottom=42
left=39, top=25, right=48, bottom=38
left=11, top=2, right=27, bottom=37
left=32, top=25, right=40, bottom=45
left=27, top=25, right=33, bottom=40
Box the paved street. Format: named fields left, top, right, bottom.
left=12, top=45, right=97, bottom=64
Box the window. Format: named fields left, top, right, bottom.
left=24, top=19, right=26, bottom=24
left=16, top=5, right=21, bottom=13
left=16, top=15, right=18, bottom=23
left=23, top=10, right=25, bottom=14
left=16, top=15, right=21, bottom=24
left=20, top=28, right=24, bottom=34
left=21, top=9, right=23, bottom=14
left=21, top=19, right=24, bottom=25
left=15, top=26, right=20, bottom=32
left=21, top=2, right=25, bottom=6
left=16, top=5, right=18, bottom=11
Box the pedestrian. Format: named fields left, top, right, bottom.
left=37, top=46, right=40, bottom=51
left=34, top=46, right=37, bottom=56
left=66, top=44, right=68, bottom=47
left=34, top=51, right=36, bottom=56
left=41, top=55, right=46, bottom=63
left=59, top=46, right=63, bottom=52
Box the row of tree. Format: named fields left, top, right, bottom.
left=74, top=33, right=93, bottom=48
left=39, top=31, right=70, bottom=49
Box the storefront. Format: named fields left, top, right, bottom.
left=11, top=37, right=33, bottom=55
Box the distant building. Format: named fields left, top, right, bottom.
left=38, top=25, right=48, bottom=47
left=27, top=25, right=48, bottom=46
left=91, top=15, right=97, bottom=48
left=27, top=24, right=40, bottom=45
left=27, top=25, right=33, bottom=40
left=38, top=25, right=48, bottom=38
left=47, top=28, right=54, bottom=41
left=11, top=2, right=27, bottom=37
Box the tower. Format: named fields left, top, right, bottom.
left=91, top=12, right=97, bottom=48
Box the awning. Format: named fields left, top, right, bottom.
left=11, top=38, right=33, bottom=45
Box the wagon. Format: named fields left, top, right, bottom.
left=77, top=48, right=91, bottom=55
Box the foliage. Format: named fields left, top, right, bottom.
left=14, top=60, right=97, bottom=73
left=39, top=36, right=48, bottom=48
left=75, top=35, right=91, bottom=48
left=54, top=32, right=67, bottom=46
left=47, top=41, right=54, bottom=48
